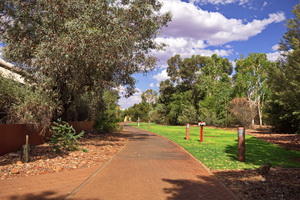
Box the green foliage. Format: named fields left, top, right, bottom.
left=267, top=3, right=300, bottom=133
left=48, top=119, right=84, bottom=152
left=124, top=89, right=158, bottom=122
left=94, top=90, right=121, bottom=134
left=234, top=53, right=273, bottom=126
left=154, top=54, right=233, bottom=126
left=0, top=76, right=56, bottom=133
left=0, top=0, right=171, bottom=118
left=82, top=148, right=89, bottom=153
left=131, top=123, right=300, bottom=170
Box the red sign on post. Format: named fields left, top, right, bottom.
left=198, top=121, right=206, bottom=142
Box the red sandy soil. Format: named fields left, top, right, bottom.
left=0, top=132, right=128, bottom=180
left=0, top=126, right=299, bottom=199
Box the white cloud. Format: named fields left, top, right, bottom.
left=150, top=83, right=155, bottom=87
left=160, top=0, right=285, bottom=46
left=154, top=0, right=286, bottom=66
left=190, top=0, right=250, bottom=5
left=272, top=44, right=279, bottom=51
left=266, top=51, right=282, bottom=62
left=262, top=1, right=268, bottom=8
left=154, top=36, right=233, bottom=66
left=153, top=69, right=170, bottom=82
left=118, top=87, right=143, bottom=109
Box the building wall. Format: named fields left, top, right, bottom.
left=0, top=121, right=94, bottom=156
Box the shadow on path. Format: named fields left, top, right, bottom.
left=7, top=190, right=98, bottom=200
left=162, top=175, right=235, bottom=200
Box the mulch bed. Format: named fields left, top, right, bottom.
left=1, top=125, right=299, bottom=199
left=213, top=168, right=300, bottom=200
left=0, top=132, right=128, bottom=180
left=210, top=125, right=300, bottom=200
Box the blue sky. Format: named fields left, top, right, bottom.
left=0, top=0, right=297, bottom=109
left=118, top=0, right=298, bottom=109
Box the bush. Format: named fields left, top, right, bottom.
left=48, top=119, right=84, bottom=152
left=228, top=97, right=257, bottom=128
left=94, top=114, right=121, bottom=134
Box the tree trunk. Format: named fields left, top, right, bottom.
left=258, top=104, right=263, bottom=126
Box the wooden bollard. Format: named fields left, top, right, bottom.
left=198, top=121, right=206, bottom=142
left=22, top=135, right=30, bottom=163
left=186, top=123, right=190, bottom=140
left=238, top=127, right=245, bottom=162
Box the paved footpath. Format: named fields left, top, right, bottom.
left=0, top=125, right=238, bottom=200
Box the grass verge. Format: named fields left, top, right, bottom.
left=129, top=123, right=300, bottom=170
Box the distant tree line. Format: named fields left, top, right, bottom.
left=124, top=3, right=300, bottom=134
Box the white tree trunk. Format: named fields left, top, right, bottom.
left=258, top=104, right=263, bottom=126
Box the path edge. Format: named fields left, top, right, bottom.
left=64, top=135, right=129, bottom=200
left=128, top=125, right=240, bottom=200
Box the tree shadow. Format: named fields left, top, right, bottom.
left=122, top=127, right=155, bottom=141
left=7, top=190, right=98, bottom=200
left=224, top=137, right=300, bottom=167
left=162, top=175, right=236, bottom=200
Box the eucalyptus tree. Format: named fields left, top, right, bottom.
left=234, top=53, right=273, bottom=126
left=162, top=54, right=233, bottom=125
left=141, top=89, right=158, bottom=120
left=0, top=0, right=171, bottom=119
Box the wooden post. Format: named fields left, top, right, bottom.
left=186, top=123, right=190, bottom=140
left=148, top=121, right=150, bottom=129
left=238, top=127, right=245, bottom=162
left=138, top=117, right=140, bottom=126
left=200, top=125, right=204, bottom=142
left=22, top=135, right=30, bottom=163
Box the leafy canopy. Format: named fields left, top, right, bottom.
left=0, top=0, right=171, bottom=116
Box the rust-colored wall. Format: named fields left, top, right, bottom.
left=68, top=121, right=95, bottom=133
left=0, top=124, right=47, bottom=156
left=0, top=121, right=94, bottom=156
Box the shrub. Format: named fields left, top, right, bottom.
left=228, top=97, right=257, bottom=128
left=48, top=119, right=84, bottom=152
left=94, top=114, right=121, bottom=134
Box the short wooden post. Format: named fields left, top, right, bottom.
left=22, top=135, right=30, bottom=163
left=200, top=125, right=203, bottom=142
left=148, top=121, right=150, bottom=129
left=186, top=123, right=190, bottom=140
left=238, top=127, right=245, bottom=162
left=137, top=117, right=140, bottom=126
left=198, top=121, right=206, bottom=142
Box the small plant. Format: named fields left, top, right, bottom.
left=82, top=148, right=89, bottom=153
left=48, top=119, right=84, bottom=153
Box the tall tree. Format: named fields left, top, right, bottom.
left=0, top=0, right=171, bottom=118
left=268, top=3, right=300, bottom=133
left=234, top=53, right=273, bottom=126
left=160, top=54, right=233, bottom=125
left=141, top=89, right=158, bottom=120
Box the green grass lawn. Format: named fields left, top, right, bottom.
left=128, top=123, right=300, bottom=170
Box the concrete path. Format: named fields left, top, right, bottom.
left=67, top=125, right=238, bottom=200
